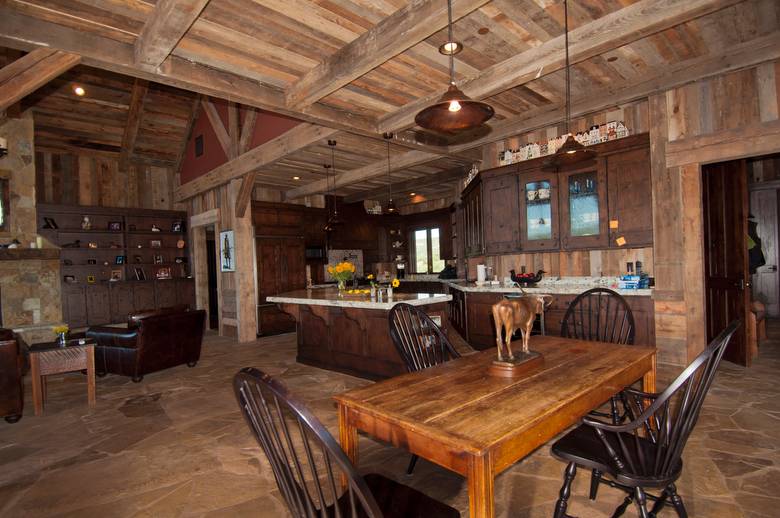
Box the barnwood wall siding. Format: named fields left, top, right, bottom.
left=34, top=151, right=178, bottom=210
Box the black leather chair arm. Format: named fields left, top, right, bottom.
left=86, top=327, right=139, bottom=349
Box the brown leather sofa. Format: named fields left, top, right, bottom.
left=87, top=307, right=206, bottom=382
left=0, top=329, right=25, bottom=423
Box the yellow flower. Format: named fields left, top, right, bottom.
left=392, top=278, right=400, bottom=288
left=53, top=325, right=69, bottom=334
left=327, top=265, right=334, bottom=274
left=367, top=274, right=374, bottom=280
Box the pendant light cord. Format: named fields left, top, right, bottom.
left=447, top=0, right=455, bottom=85
left=330, top=143, right=338, bottom=217
left=564, top=0, right=571, bottom=135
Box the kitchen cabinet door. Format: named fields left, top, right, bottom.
left=86, top=284, right=111, bottom=325
left=558, top=160, right=609, bottom=250
left=483, top=173, right=520, bottom=254
left=462, top=180, right=484, bottom=257
left=519, top=170, right=560, bottom=251
left=607, top=146, right=653, bottom=248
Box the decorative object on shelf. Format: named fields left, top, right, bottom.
left=64, top=259, right=73, bottom=265
left=109, top=242, right=121, bottom=249
left=81, top=216, right=91, bottom=230
left=151, top=224, right=161, bottom=232
left=63, top=275, right=76, bottom=283
left=0, top=136, right=7, bottom=157
left=134, top=255, right=142, bottom=263
left=134, top=267, right=146, bottom=281
left=42, top=217, right=58, bottom=229
left=115, top=255, right=125, bottom=265
left=174, top=257, right=187, bottom=264
left=87, top=242, right=98, bottom=249
left=463, top=163, right=479, bottom=188
left=220, top=229, right=235, bottom=272
left=87, top=259, right=96, bottom=265
left=542, top=0, right=597, bottom=172
left=154, top=255, right=163, bottom=264
left=327, top=261, right=356, bottom=295
left=53, top=325, right=69, bottom=347
left=156, top=267, right=171, bottom=279
left=110, top=270, right=122, bottom=281
left=137, top=244, right=143, bottom=248
left=383, top=132, right=397, bottom=214
left=62, top=240, right=81, bottom=248
left=415, top=0, right=493, bottom=135
left=6, top=239, right=20, bottom=249
left=509, top=269, right=545, bottom=287
left=149, top=239, right=161, bottom=249
left=108, top=221, right=122, bottom=231
left=172, top=221, right=184, bottom=232
left=86, top=275, right=96, bottom=284
left=392, top=240, right=403, bottom=249
left=488, top=296, right=550, bottom=378
left=538, top=187, right=551, bottom=200
left=176, top=239, right=185, bottom=249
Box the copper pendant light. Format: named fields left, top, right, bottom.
left=383, top=133, right=397, bottom=214
left=543, top=0, right=596, bottom=171
left=414, top=0, right=494, bottom=135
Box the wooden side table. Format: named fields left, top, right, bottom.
left=28, top=339, right=96, bottom=416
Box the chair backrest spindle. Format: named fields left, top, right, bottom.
left=388, top=303, right=460, bottom=373
left=561, top=288, right=635, bottom=345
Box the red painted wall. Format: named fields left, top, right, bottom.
left=180, top=99, right=301, bottom=185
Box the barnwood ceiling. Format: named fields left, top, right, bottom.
left=0, top=0, right=778, bottom=203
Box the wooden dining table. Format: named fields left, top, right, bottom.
left=334, top=335, right=656, bottom=518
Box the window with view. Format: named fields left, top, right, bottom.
left=410, top=227, right=445, bottom=274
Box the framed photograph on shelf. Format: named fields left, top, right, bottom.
left=63, top=275, right=76, bottom=283
left=42, top=217, right=58, bottom=229
left=134, top=267, right=146, bottom=281
left=172, top=221, right=184, bottom=232
left=87, top=259, right=97, bottom=265
left=88, top=242, right=98, bottom=249
left=219, top=229, right=235, bottom=272
left=110, top=269, right=122, bottom=281
left=156, top=267, right=172, bottom=279
left=115, top=255, right=125, bottom=265
left=150, top=239, right=162, bottom=249
left=154, top=254, right=163, bottom=264
left=108, top=221, right=122, bottom=231
left=86, top=275, right=96, bottom=284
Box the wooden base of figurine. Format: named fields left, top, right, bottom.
left=488, top=351, right=543, bottom=378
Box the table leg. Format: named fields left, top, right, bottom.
left=86, top=346, right=96, bottom=407
left=468, top=453, right=495, bottom=518
left=30, top=354, right=43, bottom=416
left=338, top=404, right=358, bottom=490
left=643, top=353, right=657, bottom=394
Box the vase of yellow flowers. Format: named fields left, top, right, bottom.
left=388, top=278, right=400, bottom=298
left=53, top=324, right=69, bottom=347
left=367, top=274, right=377, bottom=300
left=327, top=261, right=356, bottom=295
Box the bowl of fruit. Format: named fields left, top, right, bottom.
left=509, top=269, right=545, bottom=287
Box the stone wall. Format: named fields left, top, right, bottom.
left=0, top=257, right=62, bottom=328
left=0, top=112, right=38, bottom=244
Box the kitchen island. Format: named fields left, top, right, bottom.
left=268, top=288, right=452, bottom=380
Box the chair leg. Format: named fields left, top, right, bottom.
left=589, top=469, right=601, bottom=500
left=667, top=484, right=688, bottom=518
left=610, top=396, right=621, bottom=424
left=634, top=487, right=650, bottom=518
left=554, top=462, right=577, bottom=518
left=611, top=494, right=633, bottom=518
left=4, top=414, right=22, bottom=424
left=406, top=454, right=419, bottom=475
left=649, top=487, right=669, bottom=517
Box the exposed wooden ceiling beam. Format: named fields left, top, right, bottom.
left=378, top=0, right=743, bottom=133
left=239, top=107, right=257, bottom=154
left=285, top=0, right=491, bottom=110
left=175, top=123, right=338, bottom=201
left=174, top=94, right=201, bottom=178
left=200, top=97, right=230, bottom=156
left=343, top=165, right=466, bottom=203
left=134, top=0, right=211, bottom=69
left=0, top=6, right=377, bottom=134
left=285, top=149, right=440, bottom=200
left=119, top=78, right=148, bottom=171
left=234, top=171, right=257, bottom=218
left=0, top=48, right=80, bottom=111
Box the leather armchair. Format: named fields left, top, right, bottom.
left=0, top=329, right=24, bottom=423
left=87, top=308, right=206, bottom=382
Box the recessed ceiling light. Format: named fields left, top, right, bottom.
left=410, top=192, right=416, bottom=196
left=438, top=41, right=463, bottom=55
left=292, top=176, right=301, bottom=180
left=73, top=86, right=85, bottom=96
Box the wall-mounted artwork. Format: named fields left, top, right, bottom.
left=220, top=230, right=235, bottom=272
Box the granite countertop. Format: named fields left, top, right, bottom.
left=268, top=287, right=452, bottom=310
left=445, top=278, right=652, bottom=297
left=399, top=277, right=465, bottom=283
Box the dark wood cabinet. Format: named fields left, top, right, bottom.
left=518, top=168, right=560, bottom=251
left=133, top=281, right=156, bottom=311
left=448, top=287, right=466, bottom=338
left=85, top=284, right=111, bottom=325
left=155, top=279, right=178, bottom=308
left=256, top=230, right=306, bottom=335
left=253, top=205, right=305, bottom=237
left=607, top=146, right=653, bottom=247
left=62, top=286, right=88, bottom=327
left=482, top=171, right=519, bottom=254
left=462, top=179, right=484, bottom=257
left=558, top=160, right=609, bottom=250
left=176, top=278, right=196, bottom=307
left=109, top=281, right=135, bottom=323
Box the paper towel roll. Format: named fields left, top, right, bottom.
left=477, top=264, right=487, bottom=282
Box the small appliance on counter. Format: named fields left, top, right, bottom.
left=396, top=261, right=405, bottom=279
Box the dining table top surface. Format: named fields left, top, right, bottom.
left=334, top=335, right=656, bottom=457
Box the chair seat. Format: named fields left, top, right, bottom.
left=551, top=424, right=682, bottom=489
left=337, top=473, right=459, bottom=518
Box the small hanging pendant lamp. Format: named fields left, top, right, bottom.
left=383, top=133, right=397, bottom=214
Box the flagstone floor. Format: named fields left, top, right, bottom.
left=1, top=324, right=779, bottom=517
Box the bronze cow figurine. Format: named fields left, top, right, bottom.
left=491, top=295, right=553, bottom=361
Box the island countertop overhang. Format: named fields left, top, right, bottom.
left=267, top=288, right=452, bottom=310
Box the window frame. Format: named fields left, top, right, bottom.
left=409, top=226, right=443, bottom=274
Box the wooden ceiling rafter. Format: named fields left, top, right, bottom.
left=134, top=0, right=211, bottom=69
left=119, top=78, right=148, bottom=171
left=343, top=165, right=467, bottom=204
left=0, top=48, right=80, bottom=111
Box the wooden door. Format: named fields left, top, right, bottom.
left=280, top=239, right=306, bottom=293
left=607, top=146, right=653, bottom=247
left=749, top=188, right=779, bottom=317
left=519, top=169, right=560, bottom=251
left=85, top=284, right=111, bottom=325
left=703, top=160, right=750, bottom=366
left=483, top=173, right=519, bottom=254
left=256, top=238, right=281, bottom=303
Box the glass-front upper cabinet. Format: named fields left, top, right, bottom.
left=558, top=162, right=608, bottom=249
left=519, top=171, right=559, bottom=250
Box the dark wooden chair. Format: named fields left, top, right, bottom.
left=551, top=321, right=739, bottom=518
left=388, top=303, right=461, bottom=474
left=234, top=368, right=460, bottom=518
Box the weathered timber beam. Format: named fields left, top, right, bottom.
left=119, top=78, right=148, bottom=170
left=239, top=107, right=257, bottom=154
left=175, top=123, right=338, bottom=201
left=135, top=0, right=210, bottom=69
left=378, top=0, right=743, bottom=132
left=200, top=98, right=230, bottom=156
left=343, top=165, right=466, bottom=203
left=174, top=94, right=202, bottom=177
left=285, top=0, right=491, bottom=109
left=0, top=6, right=377, bottom=134
left=234, top=171, right=257, bottom=218
left=228, top=101, right=239, bottom=159
left=0, top=48, right=80, bottom=110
